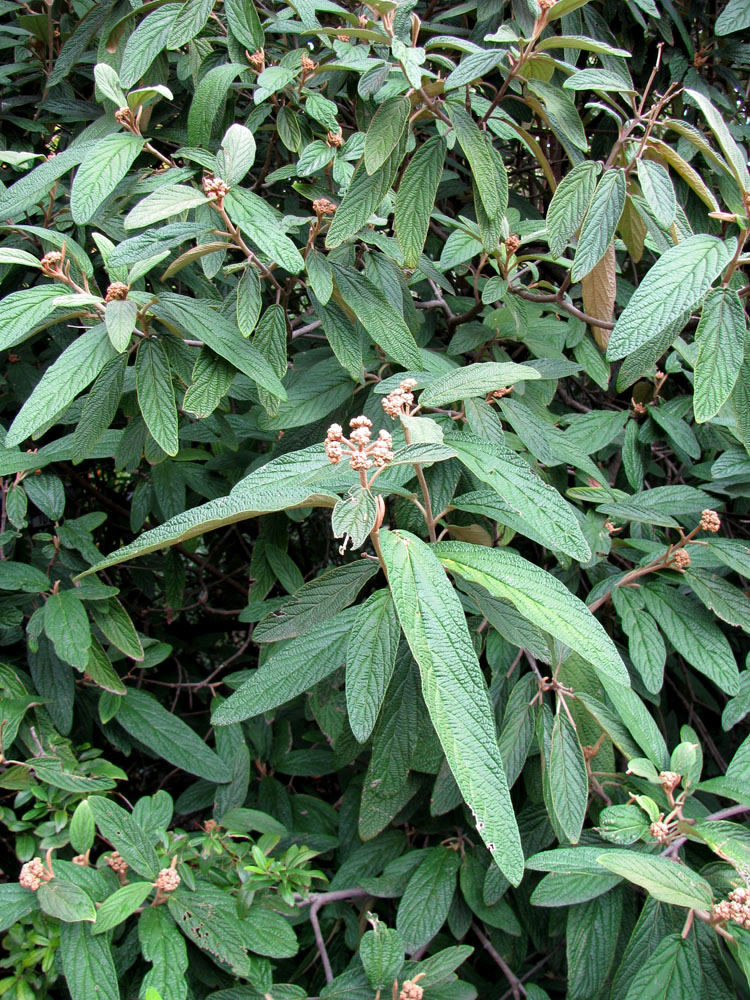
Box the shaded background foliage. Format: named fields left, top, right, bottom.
left=0, top=0, right=750, bottom=998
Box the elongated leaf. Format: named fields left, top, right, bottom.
left=71, top=134, right=145, bottom=224
left=120, top=4, right=180, bottom=87
left=636, top=159, right=676, bottom=229
left=212, top=606, right=359, bottom=725
left=59, top=923, right=119, bottom=1000
left=38, top=880, right=96, bottom=923
left=395, top=136, right=446, bottom=267
left=396, top=847, right=461, bottom=952
left=325, top=136, right=405, bottom=249
left=571, top=169, right=626, bottom=282
left=420, top=362, right=540, bottom=405
left=136, top=339, right=179, bottom=456
left=93, top=882, right=153, bottom=935
left=0, top=284, right=73, bottom=352
left=125, top=184, right=209, bottom=229
left=44, top=590, right=91, bottom=670
left=224, top=188, right=304, bottom=274
left=597, top=852, right=713, bottom=909
left=623, top=933, right=702, bottom=1000
left=693, top=287, right=746, bottom=422
left=546, top=711, right=588, bottom=843
left=347, top=589, right=401, bottom=743
left=187, top=63, right=247, bottom=147
left=6, top=324, right=117, bottom=447
left=364, top=96, right=410, bottom=175
left=0, top=142, right=96, bottom=219
left=641, top=584, right=739, bottom=695
left=168, top=884, right=249, bottom=976
left=241, top=905, right=298, bottom=959
left=435, top=541, right=627, bottom=684
left=380, top=529, right=523, bottom=884
left=607, top=235, right=734, bottom=360
left=546, top=161, right=600, bottom=258
left=225, top=0, right=264, bottom=49
left=330, top=262, right=424, bottom=369
left=448, top=434, right=591, bottom=561
left=87, top=796, right=160, bottom=878
left=448, top=103, right=501, bottom=219
left=139, top=905, right=189, bottom=1000
left=685, top=88, right=750, bottom=192
left=117, top=687, right=229, bottom=782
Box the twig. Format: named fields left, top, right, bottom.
left=472, top=923, right=526, bottom=999
left=296, top=889, right=370, bottom=983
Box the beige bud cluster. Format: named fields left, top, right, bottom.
left=700, top=509, right=721, bottom=533
left=632, top=400, right=647, bottom=415
left=671, top=549, right=690, bottom=570
left=248, top=49, right=265, bottom=71
left=659, top=770, right=681, bottom=793
left=301, top=54, right=317, bottom=71
left=713, top=886, right=750, bottom=929
left=203, top=175, right=230, bottom=200
left=505, top=233, right=521, bottom=255
left=649, top=820, right=670, bottom=843
left=107, top=851, right=129, bottom=876
left=19, top=858, right=49, bottom=891
left=382, top=378, right=418, bottom=418
left=312, top=198, right=337, bottom=216
left=40, top=250, right=63, bottom=275
left=72, top=854, right=89, bottom=866
left=399, top=976, right=425, bottom=999
left=324, top=417, right=393, bottom=472
left=155, top=866, right=180, bottom=892
left=327, top=130, right=344, bottom=147
left=114, top=107, right=135, bottom=129
left=104, top=281, right=129, bottom=303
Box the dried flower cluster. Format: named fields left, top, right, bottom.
left=399, top=977, right=425, bottom=999
left=248, top=49, right=265, bottom=71
left=107, top=851, right=129, bottom=875
left=312, top=198, right=337, bottom=216
left=326, top=130, right=344, bottom=147
left=324, top=418, right=393, bottom=472
left=713, top=886, right=750, bottom=929
left=18, top=858, right=50, bottom=891
left=671, top=549, right=690, bottom=570
left=382, top=378, right=418, bottom=418
left=203, top=175, right=230, bottom=200
left=104, top=281, right=129, bottom=303
left=700, top=509, right=721, bottom=533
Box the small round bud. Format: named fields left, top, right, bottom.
left=72, top=854, right=88, bottom=866
left=114, top=107, right=134, bottom=128
left=301, top=54, right=316, bottom=71
left=399, top=978, right=425, bottom=1000
left=327, top=423, right=344, bottom=442
left=336, top=33, right=350, bottom=42
left=649, top=820, right=670, bottom=843
left=632, top=400, right=647, bottom=415
left=19, top=858, right=47, bottom=891
left=202, top=175, right=230, bottom=200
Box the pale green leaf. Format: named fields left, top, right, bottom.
left=571, top=169, right=626, bottom=282
left=346, top=589, right=401, bottom=743
left=693, top=287, right=746, bottom=422
left=597, top=852, right=713, bottom=909
left=136, top=338, right=179, bottom=456
left=71, top=134, right=146, bottom=225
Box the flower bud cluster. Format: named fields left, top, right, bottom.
left=301, top=54, right=317, bottom=71
left=155, top=866, right=180, bottom=892
left=399, top=977, right=425, bottom=999
left=19, top=858, right=49, bottom=891
left=312, top=198, right=337, bottom=216
left=324, top=417, right=393, bottom=472
left=649, top=820, right=670, bottom=843
left=327, top=130, right=344, bottom=147
left=382, top=378, right=418, bottom=418
left=671, top=549, right=690, bottom=570
left=505, top=234, right=521, bottom=255
left=107, top=851, right=129, bottom=875
left=700, top=509, right=721, bottom=533
left=248, top=49, right=265, bottom=71
left=659, top=770, right=681, bottom=793
left=203, top=175, right=230, bottom=200
left=40, top=251, right=63, bottom=275
left=114, top=107, right=135, bottom=129
left=105, top=281, right=129, bottom=303
left=713, top=886, right=750, bottom=929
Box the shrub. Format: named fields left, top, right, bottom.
left=1, top=0, right=750, bottom=998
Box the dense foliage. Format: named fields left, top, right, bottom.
left=1, top=0, right=750, bottom=997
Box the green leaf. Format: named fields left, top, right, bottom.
left=546, top=161, right=600, bottom=258
left=607, top=234, right=734, bottom=360
left=325, top=136, right=406, bottom=249
left=613, top=588, right=666, bottom=694
left=641, top=584, right=739, bottom=695
left=498, top=673, right=538, bottom=788
left=448, top=433, right=591, bottom=562
left=225, top=0, right=264, bottom=49
left=187, top=63, right=247, bottom=147
left=683, top=569, right=750, bottom=633
left=396, top=847, right=461, bottom=952
left=6, top=324, right=118, bottom=447
left=241, top=905, right=298, bottom=959
left=44, top=590, right=91, bottom=670
left=360, top=917, right=404, bottom=990
left=104, top=298, right=138, bottom=352
left=331, top=488, right=378, bottom=551
left=564, top=68, right=636, bottom=93
left=93, top=882, right=153, bottom=935
left=597, top=852, right=713, bottom=909
left=93, top=62, right=127, bottom=106
left=448, top=103, right=501, bottom=219
left=566, top=889, right=623, bottom=999
left=153, top=293, right=287, bottom=398
left=225, top=188, right=304, bottom=274
left=716, top=0, right=750, bottom=33
left=380, top=529, right=523, bottom=884
left=364, top=96, right=410, bottom=175
left=136, top=339, right=179, bottom=457
left=366, top=644, right=419, bottom=797
left=212, top=606, right=358, bottom=725
left=0, top=142, right=96, bottom=219
left=545, top=711, right=588, bottom=844
left=434, top=541, right=627, bottom=685
left=0, top=884, right=39, bottom=932
left=120, top=5, right=180, bottom=87
left=636, top=159, right=677, bottom=229
left=168, top=884, right=249, bottom=976
left=38, top=879, right=96, bottom=922
left=139, top=905, right=188, bottom=1000
left=125, top=184, right=209, bottom=229
left=0, top=285, right=76, bottom=353
left=346, top=589, right=401, bottom=743
left=693, top=287, right=746, bottom=423
left=254, top=561, right=378, bottom=642
left=183, top=349, right=235, bottom=418
left=167, top=0, right=212, bottom=46
left=70, top=800, right=96, bottom=854
left=89, top=597, right=143, bottom=660
left=685, top=88, right=750, bottom=191
left=117, top=687, right=229, bottom=782
left=599, top=803, right=650, bottom=845
left=330, top=262, right=424, bottom=369
left=623, top=933, right=702, bottom=999
left=394, top=135, right=446, bottom=265
left=71, top=134, right=146, bottom=224
left=571, top=169, right=626, bottom=282
left=59, top=923, right=119, bottom=1000
left=87, top=796, right=160, bottom=879
left=0, top=561, right=49, bottom=593
left=419, top=362, right=540, bottom=406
